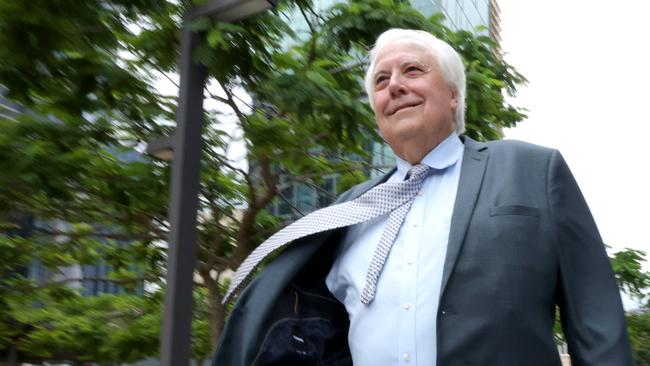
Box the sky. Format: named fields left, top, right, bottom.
left=498, top=0, right=650, bottom=257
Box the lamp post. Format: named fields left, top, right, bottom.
left=147, top=1, right=279, bottom=365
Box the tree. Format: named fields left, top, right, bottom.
left=627, top=310, right=650, bottom=366
left=611, top=248, right=650, bottom=365
left=0, top=0, right=527, bottom=363
left=611, top=248, right=650, bottom=304
left=0, top=0, right=174, bottom=363
left=553, top=247, right=650, bottom=363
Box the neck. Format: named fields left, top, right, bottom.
left=394, top=130, right=454, bottom=165
left=400, top=147, right=432, bottom=165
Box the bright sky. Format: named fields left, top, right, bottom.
left=499, top=0, right=650, bottom=258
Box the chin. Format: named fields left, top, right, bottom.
left=388, top=116, right=424, bottom=130
left=384, top=129, right=425, bottom=149
left=395, top=122, right=427, bottom=138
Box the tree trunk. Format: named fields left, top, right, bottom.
left=206, top=278, right=227, bottom=349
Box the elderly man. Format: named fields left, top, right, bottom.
left=212, top=29, right=632, bottom=366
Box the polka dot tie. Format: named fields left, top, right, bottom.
left=223, top=164, right=431, bottom=305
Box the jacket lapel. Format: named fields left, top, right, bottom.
left=439, top=135, right=488, bottom=299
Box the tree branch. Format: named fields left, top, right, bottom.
left=293, top=177, right=337, bottom=201
left=231, top=91, right=254, bottom=112
left=205, top=87, right=229, bottom=105
left=328, top=60, right=366, bottom=74
left=298, top=5, right=316, bottom=35
left=234, top=156, right=278, bottom=264
left=218, top=80, right=249, bottom=128
left=276, top=190, right=305, bottom=217
left=205, top=149, right=248, bottom=178
left=304, top=1, right=327, bottom=24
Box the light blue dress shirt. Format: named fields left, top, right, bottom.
left=326, top=132, right=464, bottom=366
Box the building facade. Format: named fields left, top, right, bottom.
left=413, top=0, right=501, bottom=42
left=1, top=85, right=144, bottom=297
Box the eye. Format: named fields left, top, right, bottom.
left=374, top=75, right=389, bottom=89
left=405, top=65, right=422, bottom=74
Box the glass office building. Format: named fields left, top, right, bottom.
left=413, top=0, right=501, bottom=42
left=2, top=88, right=144, bottom=296
left=14, top=218, right=144, bottom=296
left=290, top=0, right=501, bottom=43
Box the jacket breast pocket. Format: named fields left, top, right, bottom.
left=486, top=205, right=541, bottom=245
left=489, top=205, right=540, bottom=218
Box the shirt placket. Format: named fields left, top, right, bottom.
left=397, top=192, right=424, bottom=365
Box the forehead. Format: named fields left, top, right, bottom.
left=373, top=39, right=437, bottom=72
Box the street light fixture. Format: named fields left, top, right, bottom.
left=188, top=0, right=280, bottom=22
left=148, top=1, right=280, bottom=366
left=145, top=135, right=175, bottom=161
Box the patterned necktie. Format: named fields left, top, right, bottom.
left=223, top=164, right=431, bottom=305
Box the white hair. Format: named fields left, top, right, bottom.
left=364, top=28, right=467, bottom=134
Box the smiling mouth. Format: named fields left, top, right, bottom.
left=389, top=102, right=421, bottom=115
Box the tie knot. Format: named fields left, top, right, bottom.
left=406, top=164, right=430, bottom=182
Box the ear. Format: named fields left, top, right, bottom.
left=449, top=87, right=459, bottom=111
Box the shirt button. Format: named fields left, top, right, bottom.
left=403, top=353, right=411, bottom=362
left=407, top=259, right=414, bottom=265
left=412, top=222, right=419, bottom=227
left=404, top=302, right=412, bottom=310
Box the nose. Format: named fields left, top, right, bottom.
left=388, top=74, right=408, bottom=98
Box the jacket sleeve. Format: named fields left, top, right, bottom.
left=548, top=150, right=633, bottom=365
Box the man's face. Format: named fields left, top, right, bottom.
left=371, top=39, right=457, bottom=162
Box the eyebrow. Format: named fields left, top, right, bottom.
left=373, top=60, right=429, bottom=79
left=403, top=60, right=428, bottom=69
left=373, top=70, right=389, bottom=79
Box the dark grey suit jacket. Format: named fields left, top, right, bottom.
left=212, top=136, right=633, bottom=366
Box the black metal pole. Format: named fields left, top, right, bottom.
left=159, top=23, right=207, bottom=366
left=7, top=344, right=17, bottom=366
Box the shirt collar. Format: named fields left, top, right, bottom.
left=394, top=131, right=463, bottom=180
